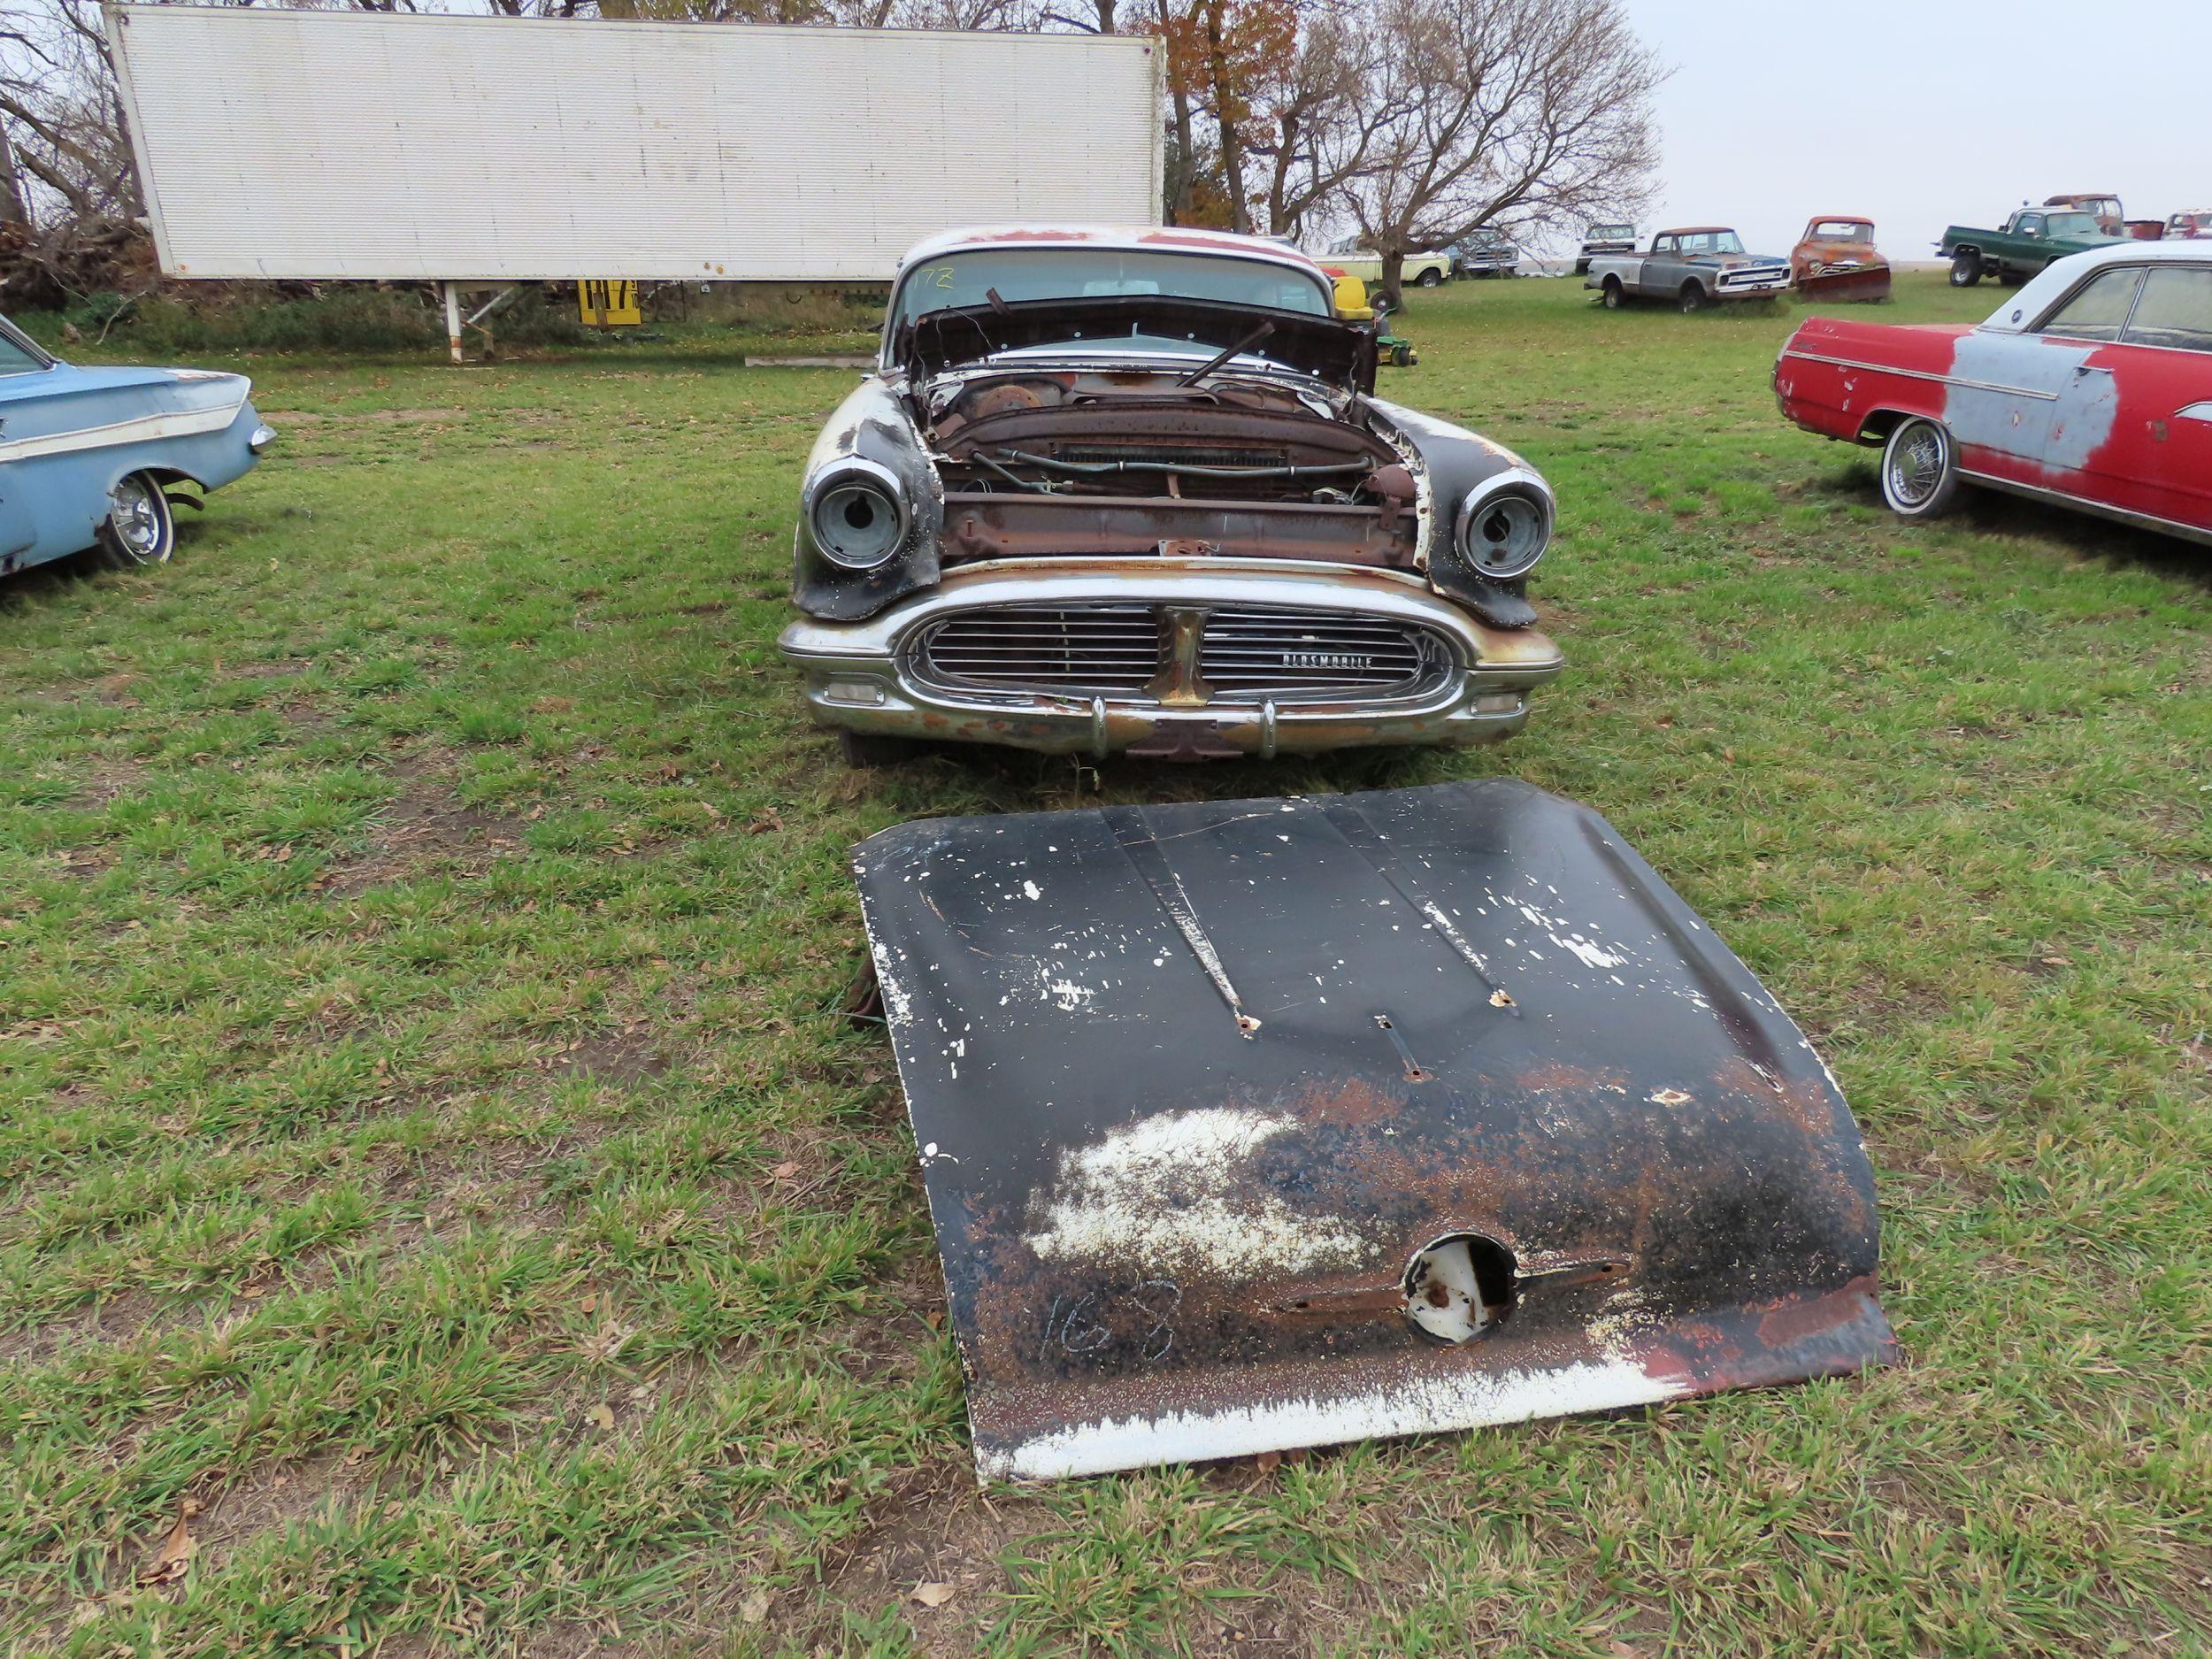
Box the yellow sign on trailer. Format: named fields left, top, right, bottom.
left=578, top=280, right=641, bottom=327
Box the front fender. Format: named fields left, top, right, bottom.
left=792, top=378, right=943, bottom=622
left=1363, top=396, right=1540, bottom=628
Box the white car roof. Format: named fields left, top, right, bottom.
left=894, top=224, right=1330, bottom=283
left=1983, top=239, right=2212, bottom=333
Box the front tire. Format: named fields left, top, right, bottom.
left=1678, top=282, right=1706, bottom=314
left=1601, top=278, right=1625, bottom=310
left=97, top=472, right=176, bottom=567
left=1879, top=417, right=1961, bottom=519
left=1415, top=267, right=1442, bottom=288
left=1948, top=252, right=1983, bottom=288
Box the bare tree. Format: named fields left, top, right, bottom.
left=1244, top=4, right=1401, bottom=241
left=1333, top=0, right=1660, bottom=296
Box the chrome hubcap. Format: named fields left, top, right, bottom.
left=110, top=480, right=165, bottom=562
left=1889, top=430, right=1944, bottom=506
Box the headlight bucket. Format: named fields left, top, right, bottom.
left=804, top=457, right=910, bottom=571
left=1454, top=468, right=1554, bottom=581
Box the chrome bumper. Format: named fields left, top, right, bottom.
left=778, top=557, right=1564, bottom=758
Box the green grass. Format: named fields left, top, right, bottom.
left=3, top=273, right=2208, bottom=1657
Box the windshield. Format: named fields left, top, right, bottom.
left=2046, top=213, right=2101, bottom=239
left=1677, top=231, right=1747, bottom=255
left=1590, top=225, right=1632, bottom=239
left=0, top=318, right=52, bottom=376
left=891, top=248, right=1332, bottom=334
left=1809, top=221, right=1871, bottom=242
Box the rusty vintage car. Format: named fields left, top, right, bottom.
left=1790, top=216, right=1893, bottom=303
left=778, top=227, right=1563, bottom=763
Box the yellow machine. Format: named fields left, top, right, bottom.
left=1326, top=269, right=1415, bottom=365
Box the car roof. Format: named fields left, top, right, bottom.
left=1805, top=215, right=1873, bottom=226
left=894, top=225, right=1330, bottom=282
left=1983, top=239, right=2212, bottom=333
left=1655, top=226, right=1738, bottom=236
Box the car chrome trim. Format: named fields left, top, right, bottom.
left=1957, top=471, right=2212, bottom=549
left=779, top=558, right=1563, bottom=753
left=0, top=395, right=251, bottom=463
left=1777, top=349, right=2062, bottom=403
left=2178, top=403, right=2212, bottom=423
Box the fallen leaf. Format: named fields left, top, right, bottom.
left=770, top=1161, right=801, bottom=1181
left=911, top=1580, right=956, bottom=1609
left=1489, top=988, right=1516, bottom=1009
left=1253, top=1449, right=1281, bottom=1475
left=144, top=1501, right=199, bottom=1583
left=738, top=1589, right=772, bottom=1624
left=588, top=1402, right=616, bottom=1432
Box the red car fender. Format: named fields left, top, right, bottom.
left=1774, top=317, right=1965, bottom=442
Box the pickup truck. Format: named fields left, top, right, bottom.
left=1583, top=227, right=1791, bottom=312
left=1938, top=208, right=2117, bottom=288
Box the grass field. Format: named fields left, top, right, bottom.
left=4, top=271, right=2208, bottom=1658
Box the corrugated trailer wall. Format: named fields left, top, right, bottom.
left=105, top=5, right=1164, bottom=282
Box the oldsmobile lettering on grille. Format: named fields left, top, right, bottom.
left=1283, top=650, right=1375, bottom=671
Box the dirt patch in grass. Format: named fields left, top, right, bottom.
left=798, top=1469, right=1033, bottom=1655
left=539, top=1028, right=669, bottom=1088
left=317, top=755, right=519, bottom=895
left=195, top=1448, right=377, bottom=1564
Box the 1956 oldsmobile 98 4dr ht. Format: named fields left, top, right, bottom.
left=0, top=313, right=271, bottom=578
left=779, top=227, right=1564, bottom=763
left=1774, top=242, right=2211, bottom=545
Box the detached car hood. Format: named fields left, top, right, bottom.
left=895, top=295, right=1377, bottom=393
left=856, top=780, right=1893, bottom=1480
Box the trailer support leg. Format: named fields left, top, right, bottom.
left=444, top=282, right=464, bottom=365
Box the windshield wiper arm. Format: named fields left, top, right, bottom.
left=1175, top=320, right=1275, bottom=389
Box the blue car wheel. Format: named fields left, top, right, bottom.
left=99, top=472, right=176, bottom=567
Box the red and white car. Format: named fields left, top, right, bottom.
left=1774, top=242, right=2212, bottom=546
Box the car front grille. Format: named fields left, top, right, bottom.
left=914, top=603, right=1449, bottom=705
left=1720, top=267, right=1789, bottom=290
left=1198, top=608, right=1432, bottom=699
left=916, top=603, right=1161, bottom=695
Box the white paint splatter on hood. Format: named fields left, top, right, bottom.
left=1025, top=1107, right=1369, bottom=1277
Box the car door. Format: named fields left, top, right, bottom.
left=0, top=326, right=56, bottom=557
left=2105, top=263, right=2212, bottom=528
left=1642, top=234, right=1680, bottom=293
left=1947, top=265, right=2142, bottom=487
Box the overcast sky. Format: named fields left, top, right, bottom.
left=1621, top=0, right=2203, bottom=260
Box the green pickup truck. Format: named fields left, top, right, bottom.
left=1938, top=209, right=2119, bottom=288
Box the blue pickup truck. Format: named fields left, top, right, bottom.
left=0, top=313, right=272, bottom=577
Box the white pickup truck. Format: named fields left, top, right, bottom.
left=1585, top=227, right=1792, bottom=312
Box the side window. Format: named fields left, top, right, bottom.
left=0, top=333, right=48, bottom=375
left=2039, top=266, right=2144, bottom=342
left=1655, top=236, right=1676, bottom=255
left=2123, top=267, right=2212, bottom=352
left=2016, top=214, right=2045, bottom=237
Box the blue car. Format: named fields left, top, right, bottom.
left=0, top=313, right=272, bottom=578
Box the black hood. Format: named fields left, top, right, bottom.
left=895, top=295, right=1376, bottom=394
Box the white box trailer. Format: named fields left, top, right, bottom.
left=104, top=5, right=1164, bottom=288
